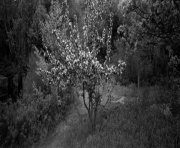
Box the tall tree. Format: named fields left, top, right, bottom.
left=0, top=0, right=40, bottom=99
left=115, top=0, right=180, bottom=86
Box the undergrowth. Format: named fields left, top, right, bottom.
left=44, top=85, right=180, bottom=148
left=84, top=102, right=180, bottom=148
left=0, top=86, right=74, bottom=148
left=83, top=86, right=180, bottom=148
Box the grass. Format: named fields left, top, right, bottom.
left=31, top=84, right=180, bottom=148
left=82, top=84, right=180, bottom=148
left=84, top=101, right=179, bottom=148
left=76, top=84, right=180, bottom=148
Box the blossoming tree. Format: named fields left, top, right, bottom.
left=36, top=0, right=126, bottom=131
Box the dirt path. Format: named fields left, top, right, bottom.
left=31, top=88, right=90, bottom=148
left=32, top=106, right=83, bottom=148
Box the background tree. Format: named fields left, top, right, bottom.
left=113, top=0, right=180, bottom=87
left=116, top=0, right=180, bottom=114
left=126, top=0, right=180, bottom=79
left=0, top=0, right=40, bottom=100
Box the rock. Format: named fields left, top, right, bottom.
left=111, top=96, right=139, bottom=105
left=111, top=96, right=126, bottom=104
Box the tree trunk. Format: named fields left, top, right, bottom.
left=93, top=104, right=98, bottom=131
left=138, top=63, right=140, bottom=90
left=18, top=72, right=23, bottom=95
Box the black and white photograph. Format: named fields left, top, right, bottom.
left=0, top=0, right=180, bottom=147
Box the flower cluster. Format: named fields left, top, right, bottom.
left=38, top=0, right=126, bottom=90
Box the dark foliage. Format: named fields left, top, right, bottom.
left=0, top=86, right=74, bottom=148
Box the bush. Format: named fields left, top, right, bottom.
left=0, top=86, right=73, bottom=148
left=84, top=99, right=180, bottom=148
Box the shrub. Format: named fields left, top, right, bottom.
left=84, top=100, right=180, bottom=148
left=0, top=86, right=73, bottom=148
